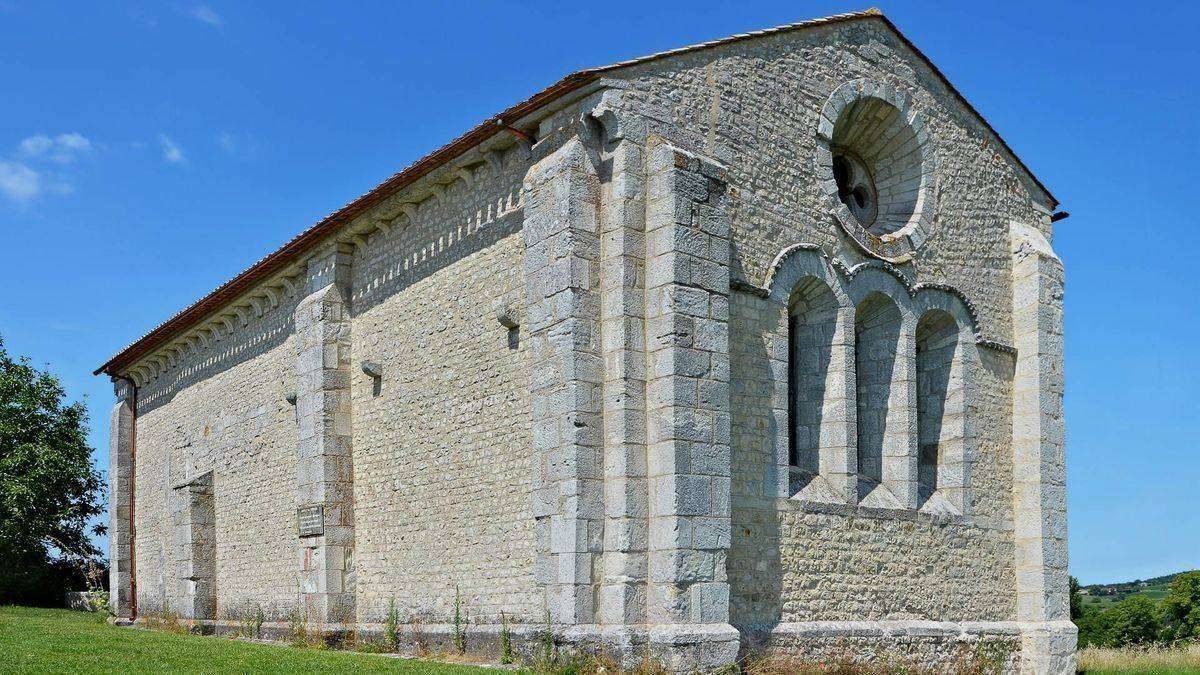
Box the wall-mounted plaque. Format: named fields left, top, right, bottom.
left=297, top=505, right=324, bottom=537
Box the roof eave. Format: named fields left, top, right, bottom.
left=96, top=7, right=1059, bottom=377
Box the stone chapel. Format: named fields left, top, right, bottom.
left=98, top=9, right=1074, bottom=673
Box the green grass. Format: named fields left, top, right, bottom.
left=0, top=606, right=492, bottom=674
left=1082, top=585, right=1170, bottom=610
left=1080, top=571, right=1193, bottom=610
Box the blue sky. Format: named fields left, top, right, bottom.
left=0, top=1, right=1195, bottom=585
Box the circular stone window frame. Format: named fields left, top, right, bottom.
left=816, top=79, right=937, bottom=263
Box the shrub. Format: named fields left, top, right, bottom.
left=1102, top=595, right=1163, bottom=647
left=499, top=611, right=514, bottom=665
left=1163, top=571, right=1200, bottom=641
left=383, top=598, right=400, bottom=651
left=452, top=585, right=465, bottom=654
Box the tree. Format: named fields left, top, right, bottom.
left=0, top=336, right=106, bottom=605
left=1070, top=575, right=1083, bottom=620
left=1162, top=571, right=1200, bottom=641
left=1102, top=595, right=1163, bottom=647
left=1075, top=604, right=1107, bottom=648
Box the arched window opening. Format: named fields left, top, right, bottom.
left=854, top=292, right=905, bottom=507
left=915, top=310, right=964, bottom=513
left=788, top=277, right=840, bottom=500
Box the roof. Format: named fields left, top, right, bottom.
left=96, top=8, right=1057, bottom=377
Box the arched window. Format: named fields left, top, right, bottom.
left=916, top=309, right=964, bottom=512
left=854, top=292, right=906, bottom=507
left=788, top=277, right=841, bottom=500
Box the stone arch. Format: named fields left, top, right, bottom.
left=852, top=291, right=910, bottom=508
left=816, top=79, right=936, bottom=263
left=915, top=310, right=957, bottom=506
left=844, top=264, right=920, bottom=509
left=764, top=245, right=855, bottom=503
left=787, top=276, right=851, bottom=502
left=913, top=288, right=980, bottom=514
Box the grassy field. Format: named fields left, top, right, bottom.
left=1079, top=643, right=1200, bottom=674
left=6, top=604, right=1199, bottom=674
left=1080, top=571, right=1190, bottom=610
left=0, top=606, right=492, bottom=674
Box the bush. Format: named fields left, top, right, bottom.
left=1081, top=595, right=1164, bottom=648
left=1163, top=571, right=1200, bottom=641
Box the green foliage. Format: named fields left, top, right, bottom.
left=0, top=337, right=105, bottom=605
left=84, top=589, right=111, bottom=615
left=452, top=585, right=465, bottom=654
left=1079, top=570, right=1194, bottom=610
left=287, top=603, right=310, bottom=647
left=1075, top=603, right=1107, bottom=648
left=1162, top=571, right=1200, bottom=641
left=539, top=607, right=556, bottom=668
left=1070, top=575, right=1082, bottom=620
left=1077, top=595, right=1164, bottom=648
left=499, top=611, right=514, bottom=665
left=384, top=598, right=401, bottom=651
left=1075, top=570, right=1200, bottom=648
left=248, top=603, right=265, bottom=639
left=0, top=605, right=489, bottom=673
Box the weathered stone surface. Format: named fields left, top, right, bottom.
left=106, top=14, right=1070, bottom=672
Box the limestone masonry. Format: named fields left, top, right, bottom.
left=99, top=10, right=1074, bottom=673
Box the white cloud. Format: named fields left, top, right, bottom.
left=218, top=132, right=236, bottom=154
left=159, top=134, right=185, bottom=164
left=189, top=5, right=221, bottom=27
left=0, top=160, right=41, bottom=202
left=18, top=132, right=92, bottom=164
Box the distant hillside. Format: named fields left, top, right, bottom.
left=1080, top=570, right=1198, bottom=609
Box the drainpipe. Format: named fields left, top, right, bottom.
left=114, top=373, right=138, bottom=622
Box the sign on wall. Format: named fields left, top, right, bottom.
left=297, top=505, right=325, bottom=537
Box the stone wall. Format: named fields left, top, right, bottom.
left=109, top=12, right=1072, bottom=672
left=133, top=297, right=301, bottom=620
left=125, top=143, right=536, bottom=625
left=594, top=17, right=1044, bottom=637
left=349, top=150, right=535, bottom=623
left=603, top=19, right=1049, bottom=336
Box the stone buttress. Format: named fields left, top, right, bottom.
left=522, top=105, right=739, bottom=670
left=294, top=242, right=356, bottom=626
left=1010, top=220, right=1075, bottom=674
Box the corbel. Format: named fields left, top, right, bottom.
left=483, top=149, right=503, bottom=176
left=454, top=166, right=474, bottom=189
left=497, top=119, right=533, bottom=158
left=361, top=361, right=383, bottom=397
left=400, top=202, right=419, bottom=223
left=493, top=298, right=522, bottom=329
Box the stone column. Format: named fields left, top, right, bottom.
left=598, top=137, right=649, bottom=629
left=1009, top=220, right=1076, bottom=674
left=643, top=138, right=739, bottom=670
left=171, top=472, right=215, bottom=620
left=108, top=380, right=135, bottom=618
left=523, top=136, right=605, bottom=625
left=294, top=242, right=356, bottom=627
